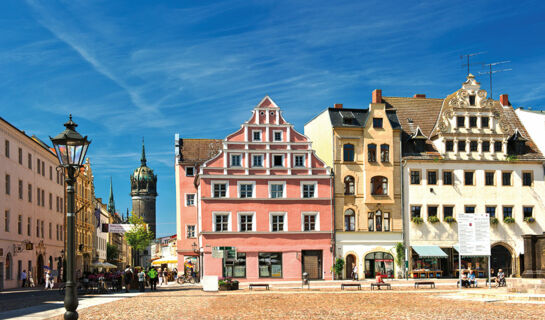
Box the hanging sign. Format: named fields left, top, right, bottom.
left=107, top=224, right=135, bottom=233
left=457, top=213, right=491, bottom=256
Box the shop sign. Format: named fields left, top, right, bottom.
left=212, top=247, right=223, bottom=258
left=458, top=213, right=490, bottom=256
left=107, top=224, right=135, bottom=233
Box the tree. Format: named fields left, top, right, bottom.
left=395, top=242, right=406, bottom=278
left=333, top=258, right=345, bottom=280
left=107, top=243, right=119, bottom=263
left=124, top=214, right=154, bottom=266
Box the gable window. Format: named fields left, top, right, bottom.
left=380, top=144, right=389, bottom=162
left=458, top=140, right=466, bottom=152
left=482, top=141, right=490, bottom=152
left=469, top=94, right=476, bottom=106
left=239, top=214, right=254, bottom=232
left=465, top=206, right=475, bottom=214
left=370, top=176, right=388, bottom=195
left=502, top=206, right=513, bottom=219
left=411, top=206, right=421, bottom=218
left=469, top=116, right=477, bottom=128
left=464, top=171, right=474, bottom=185
left=212, top=183, right=227, bottom=198
left=502, top=171, right=512, bottom=186
left=273, top=131, right=282, bottom=142
left=443, top=206, right=454, bottom=218
left=344, top=209, right=355, bottom=231
left=252, top=130, right=261, bottom=142
left=470, top=141, right=478, bottom=152
left=294, top=155, right=305, bottom=167
left=343, top=144, right=354, bottom=162
left=186, top=194, right=195, bottom=206
left=273, top=155, right=284, bottom=167
left=456, top=116, right=465, bottom=128
left=239, top=183, right=254, bottom=198
left=410, top=170, right=420, bottom=184
left=252, top=155, right=263, bottom=167
left=344, top=176, right=355, bottom=195
left=427, top=171, right=437, bottom=185
left=373, top=118, right=383, bottom=128
left=302, top=183, right=316, bottom=198
left=481, top=116, right=489, bottom=128
left=186, top=225, right=196, bottom=238
left=494, top=141, right=502, bottom=153
left=214, top=214, right=230, bottom=232
left=368, top=144, right=377, bottom=162
left=186, top=167, right=195, bottom=176
left=485, top=171, right=495, bottom=186
left=270, top=183, right=284, bottom=198
left=303, top=213, right=317, bottom=231
left=443, top=171, right=453, bottom=185
left=446, top=140, right=454, bottom=152
left=486, top=206, right=496, bottom=218
left=523, top=207, right=533, bottom=219
left=231, top=154, right=241, bottom=167
left=271, top=214, right=285, bottom=232
left=522, top=172, right=533, bottom=186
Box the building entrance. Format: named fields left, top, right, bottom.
left=345, top=254, right=356, bottom=280
left=37, top=255, right=44, bottom=285
left=302, top=250, right=322, bottom=280
left=491, top=244, right=512, bottom=276
left=365, top=252, right=394, bottom=278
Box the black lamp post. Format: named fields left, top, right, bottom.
left=50, top=115, right=91, bottom=320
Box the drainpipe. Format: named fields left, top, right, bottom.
left=330, top=169, right=335, bottom=280
left=401, top=157, right=408, bottom=280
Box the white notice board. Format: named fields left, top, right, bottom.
left=457, top=213, right=491, bottom=256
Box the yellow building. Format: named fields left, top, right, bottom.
left=305, top=92, right=403, bottom=279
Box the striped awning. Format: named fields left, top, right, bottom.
left=412, top=246, right=448, bottom=258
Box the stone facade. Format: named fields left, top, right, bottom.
left=74, top=159, right=96, bottom=273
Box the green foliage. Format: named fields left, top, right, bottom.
left=395, top=243, right=405, bottom=268
left=524, top=217, right=536, bottom=223
left=427, top=215, right=440, bottom=223
left=125, top=215, right=154, bottom=250
left=444, top=216, right=456, bottom=224
left=490, top=217, right=499, bottom=225
left=506, top=155, right=517, bottom=162
left=411, top=217, right=424, bottom=224
left=107, top=243, right=119, bottom=263
left=333, top=258, right=345, bottom=277
left=503, top=216, right=515, bottom=224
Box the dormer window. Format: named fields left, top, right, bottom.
left=469, top=94, right=476, bottom=106
left=373, top=118, right=383, bottom=128
left=253, top=131, right=261, bottom=141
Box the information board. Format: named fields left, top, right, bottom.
left=457, top=213, right=491, bottom=256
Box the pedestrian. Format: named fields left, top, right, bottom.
left=352, top=263, right=358, bottom=281
left=44, top=270, right=53, bottom=290
left=21, top=270, right=27, bottom=287
left=124, top=265, right=133, bottom=293
left=158, top=268, right=163, bottom=286
left=164, top=268, right=169, bottom=285
left=148, top=267, right=158, bottom=291
left=138, top=268, right=146, bottom=292
left=28, top=270, right=35, bottom=287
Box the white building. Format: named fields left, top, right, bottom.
left=385, top=75, right=545, bottom=278
left=94, top=202, right=110, bottom=263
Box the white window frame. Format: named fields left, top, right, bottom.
left=252, top=154, right=264, bottom=168
left=211, top=180, right=229, bottom=198
left=185, top=193, right=196, bottom=207
left=186, top=225, right=196, bottom=238
left=186, top=166, right=195, bottom=177
left=237, top=181, right=256, bottom=198
left=272, top=154, right=284, bottom=167
left=269, top=212, right=287, bottom=232
left=237, top=212, right=256, bottom=232
left=212, top=212, right=231, bottom=232
left=252, top=130, right=262, bottom=142
left=268, top=181, right=286, bottom=199
left=230, top=153, right=242, bottom=167
left=301, top=212, right=320, bottom=231
left=293, top=154, right=306, bottom=168
left=272, top=130, right=283, bottom=142
left=300, top=181, right=318, bottom=198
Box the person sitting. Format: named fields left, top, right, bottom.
left=468, top=270, right=476, bottom=287
left=496, top=269, right=506, bottom=287
left=461, top=272, right=469, bottom=288
left=375, top=273, right=384, bottom=284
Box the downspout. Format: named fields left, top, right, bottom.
left=330, top=169, right=335, bottom=280
left=401, top=156, right=408, bottom=280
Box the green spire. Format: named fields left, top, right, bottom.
left=141, top=137, right=147, bottom=166
left=107, top=177, right=116, bottom=214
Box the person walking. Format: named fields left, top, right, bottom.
left=28, top=270, right=35, bottom=287
left=352, top=264, right=358, bottom=281
left=44, top=271, right=53, bottom=290
left=137, top=268, right=146, bottom=292
left=124, top=265, right=133, bottom=293
left=148, top=267, right=158, bottom=291
left=21, top=270, right=27, bottom=287
left=157, top=268, right=163, bottom=286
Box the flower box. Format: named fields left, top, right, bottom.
left=490, top=217, right=499, bottom=225
left=503, top=217, right=515, bottom=224
left=412, top=217, right=424, bottom=224
left=524, top=217, right=535, bottom=223
left=427, top=216, right=440, bottom=223
left=444, top=216, right=456, bottom=224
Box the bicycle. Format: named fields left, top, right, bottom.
left=176, top=274, right=196, bottom=284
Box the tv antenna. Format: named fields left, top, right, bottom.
left=461, top=52, right=486, bottom=75
left=479, top=61, right=512, bottom=98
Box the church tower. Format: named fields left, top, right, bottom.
left=130, top=139, right=158, bottom=237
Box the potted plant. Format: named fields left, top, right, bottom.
left=503, top=216, right=515, bottom=224
left=412, top=217, right=424, bottom=224
left=490, top=217, right=499, bottom=225
left=524, top=217, right=536, bottom=223
left=427, top=216, right=440, bottom=223
left=218, top=278, right=239, bottom=291
left=333, top=258, right=344, bottom=280
left=444, top=216, right=456, bottom=224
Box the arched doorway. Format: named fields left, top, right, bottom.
left=37, top=255, right=44, bottom=285
left=345, top=254, right=356, bottom=279
left=365, top=252, right=394, bottom=278
left=491, top=244, right=512, bottom=276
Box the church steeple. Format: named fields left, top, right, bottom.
left=107, top=177, right=116, bottom=214
left=141, top=137, right=147, bottom=166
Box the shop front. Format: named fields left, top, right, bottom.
left=364, top=252, right=394, bottom=279
left=411, top=246, right=448, bottom=278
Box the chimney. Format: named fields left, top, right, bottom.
left=413, top=94, right=426, bottom=98
left=334, top=103, right=343, bottom=109
left=372, top=89, right=382, bottom=103
left=500, top=94, right=509, bottom=106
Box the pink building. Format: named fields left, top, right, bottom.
left=176, top=97, right=333, bottom=281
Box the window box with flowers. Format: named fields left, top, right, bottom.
left=490, top=217, right=499, bottom=225
left=218, top=278, right=239, bottom=291
left=444, top=216, right=456, bottom=224
left=427, top=216, right=440, bottom=223
left=503, top=217, right=515, bottom=224
left=524, top=217, right=536, bottom=224
left=412, top=217, right=424, bottom=224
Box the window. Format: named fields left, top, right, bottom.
left=37, top=159, right=41, bottom=174
left=302, top=183, right=316, bottom=198
left=271, top=214, right=285, bottom=232
left=482, top=141, right=490, bottom=152
left=4, top=210, right=9, bottom=232
left=384, top=212, right=390, bottom=231
left=294, top=155, right=305, bottom=167
left=481, top=117, right=489, bottom=128
left=368, top=144, right=377, bottom=162
left=36, top=219, right=39, bottom=237
left=214, top=214, right=229, bottom=232
left=456, top=116, right=465, bottom=128
left=17, top=215, right=22, bottom=234
left=258, top=252, right=282, bottom=278
left=4, top=140, right=9, bottom=158
left=272, top=155, right=283, bottom=167
left=410, top=170, right=420, bottom=184
left=270, top=183, right=284, bottom=198
left=28, top=184, right=32, bottom=202
left=469, top=94, right=476, bottom=106
left=375, top=210, right=383, bottom=231
left=27, top=217, right=31, bottom=236
left=523, top=207, right=533, bottom=219
left=186, top=194, right=195, bottom=206
left=380, top=144, right=389, bottom=162
left=370, top=176, right=388, bottom=195
left=443, top=206, right=454, bottom=218
left=303, top=214, right=317, bottom=231
left=224, top=252, right=246, bottom=278
left=5, top=253, right=12, bottom=280
left=185, top=166, right=195, bottom=176
left=49, top=166, right=52, bottom=180
left=443, top=171, right=453, bottom=185
left=18, top=148, right=22, bottom=164
left=522, top=172, right=533, bottom=186
left=486, top=206, right=496, bottom=218
left=37, top=188, right=41, bottom=206
left=428, top=206, right=438, bottom=217
left=427, top=171, right=437, bottom=185
left=252, top=130, right=261, bottom=141
left=344, top=176, right=355, bottom=195
left=465, top=206, right=475, bottom=214
left=458, top=140, right=466, bottom=152
left=368, top=212, right=375, bottom=231
left=252, top=155, right=263, bottom=167
left=344, top=209, right=355, bottom=231
left=343, top=144, right=354, bottom=162
left=5, top=174, right=10, bottom=195
left=411, top=206, right=421, bottom=218
left=373, top=118, right=383, bottom=128
left=446, top=140, right=454, bottom=152
left=49, top=193, right=52, bottom=210
left=464, top=171, right=474, bottom=185
left=49, top=222, right=52, bottom=239
left=213, top=183, right=227, bottom=198
left=469, top=116, right=477, bottom=128
left=503, top=206, right=513, bottom=219
left=494, top=141, right=502, bottom=153
left=273, top=131, right=282, bottom=142
left=239, top=183, right=254, bottom=198
left=239, top=214, right=254, bottom=232
left=502, top=171, right=512, bottom=186
left=28, top=153, right=32, bottom=169
left=231, top=154, right=241, bottom=167
left=485, top=171, right=495, bottom=186
left=470, top=141, right=478, bottom=152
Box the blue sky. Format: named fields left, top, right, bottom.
left=1, top=0, right=544, bottom=237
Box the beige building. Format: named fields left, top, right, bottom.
left=305, top=94, right=403, bottom=279
left=73, top=159, right=96, bottom=273
left=1, top=117, right=65, bottom=289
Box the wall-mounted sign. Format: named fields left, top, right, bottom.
left=458, top=213, right=491, bottom=256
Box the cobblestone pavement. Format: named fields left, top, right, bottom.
left=47, top=285, right=545, bottom=320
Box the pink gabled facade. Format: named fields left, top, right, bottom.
left=197, top=96, right=334, bottom=281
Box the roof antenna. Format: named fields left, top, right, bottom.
left=460, top=52, right=486, bottom=75
left=479, top=61, right=512, bottom=99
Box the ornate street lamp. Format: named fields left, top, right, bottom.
left=50, top=115, right=91, bottom=320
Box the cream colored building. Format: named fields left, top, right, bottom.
left=389, top=75, right=545, bottom=278
left=1, top=117, right=65, bottom=289
left=305, top=96, right=403, bottom=279
left=74, top=159, right=96, bottom=273
left=94, top=198, right=109, bottom=263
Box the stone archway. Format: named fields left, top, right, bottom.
left=491, top=243, right=513, bottom=276
left=345, top=254, right=356, bottom=280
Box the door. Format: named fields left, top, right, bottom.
left=0, top=262, right=4, bottom=291
left=345, top=254, right=355, bottom=280
left=37, top=255, right=44, bottom=285
left=302, top=250, right=322, bottom=280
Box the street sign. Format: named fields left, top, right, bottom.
left=107, top=224, right=135, bottom=233
left=457, top=213, right=490, bottom=256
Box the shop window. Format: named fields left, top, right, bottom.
left=458, top=140, right=466, bottom=152
left=502, top=171, right=512, bottom=186
left=522, top=172, right=533, bottom=186
left=523, top=207, right=533, bottom=219
left=445, top=140, right=454, bottom=152
left=258, top=252, right=282, bottom=278
left=482, top=141, right=490, bottom=152
left=502, top=206, right=513, bottom=219
left=344, top=209, right=355, bottom=231
left=411, top=206, right=421, bottom=218
left=344, top=176, right=355, bottom=195
left=368, top=144, right=377, bottom=162
left=486, top=206, right=496, bottom=218
left=464, top=171, right=474, bottom=185
left=380, top=144, right=389, bottom=162
left=427, top=171, right=437, bottom=185
left=485, top=172, right=495, bottom=186
left=410, top=170, right=420, bottom=184
left=224, top=253, right=246, bottom=278
left=370, top=176, right=388, bottom=195
left=343, top=144, right=354, bottom=162
left=443, top=171, right=453, bottom=185
left=365, top=252, right=394, bottom=278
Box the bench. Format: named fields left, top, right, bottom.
left=249, top=283, right=270, bottom=290
left=414, top=281, right=435, bottom=289
left=341, top=283, right=361, bottom=290
left=371, top=283, right=391, bottom=290
left=457, top=280, right=478, bottom=288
